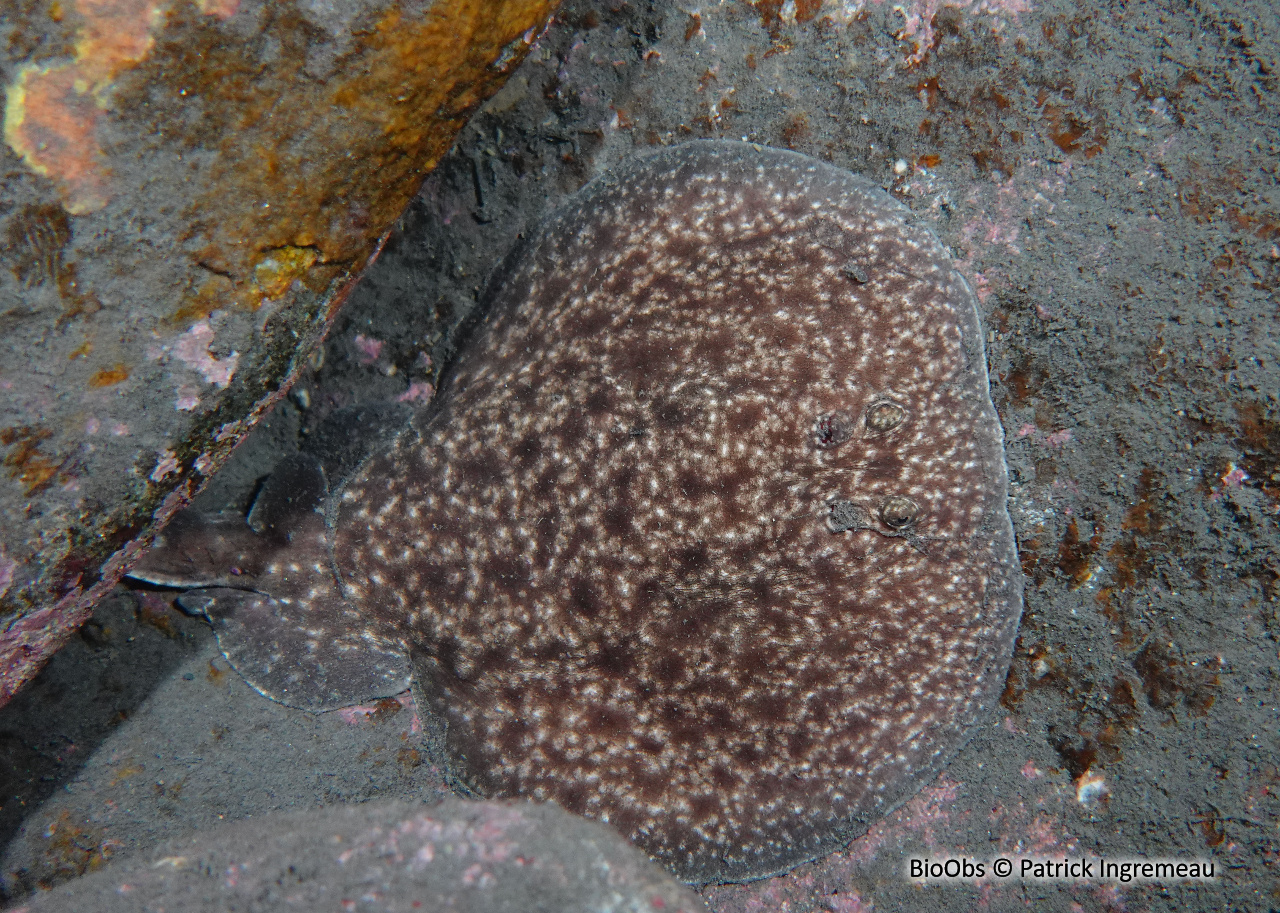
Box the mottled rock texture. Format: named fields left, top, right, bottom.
left=3, top=798, right=706, bottom=913
left=0, top=0, right=560, bottom=707
left=335, top=141, right=1021, bottom=882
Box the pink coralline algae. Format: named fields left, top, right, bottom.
left=353, top=332, right=385, bottom=365
left=148, top=451, right=180, bottom=483
left=133, top=142, right=1021, bottom=884
left=397, top=381, right=436, bottom=404
left=171, top=321, right=239, bottom=388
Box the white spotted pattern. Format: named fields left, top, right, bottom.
left=333, top=142, right=1021, bottom=883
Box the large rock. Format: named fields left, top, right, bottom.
left=3, top=798, right=707, bottom=913
left=0, top=0, right=560, bottom=706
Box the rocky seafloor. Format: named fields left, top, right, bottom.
left=2, top=0, right=1277, bottom=910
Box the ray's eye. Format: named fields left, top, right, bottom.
left=814, top=412, right=853, bottom=448
left=879, top=495, right=919, bottom=530
left=866, top=400, right=906, bottom=433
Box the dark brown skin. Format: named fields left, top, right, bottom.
left=334, top=142, right=1022, bottom=883
left=133, top=141, right=1020, bottom=884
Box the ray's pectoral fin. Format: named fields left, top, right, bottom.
left=129, top=453, right=411, bottom=713
left=178, top=586, right=411, bottom=713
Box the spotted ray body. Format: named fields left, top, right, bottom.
left=134, top=141, right=1022, bottom=884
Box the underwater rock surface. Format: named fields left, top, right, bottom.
left=0, top=0, right=559, bottom=708
left=5, top=799, right=706, bottom=913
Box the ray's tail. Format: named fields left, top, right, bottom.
left=129, top=453, right=410, bottom=712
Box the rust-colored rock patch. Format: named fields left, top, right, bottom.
left=0, top=0, right=560, bottom=707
